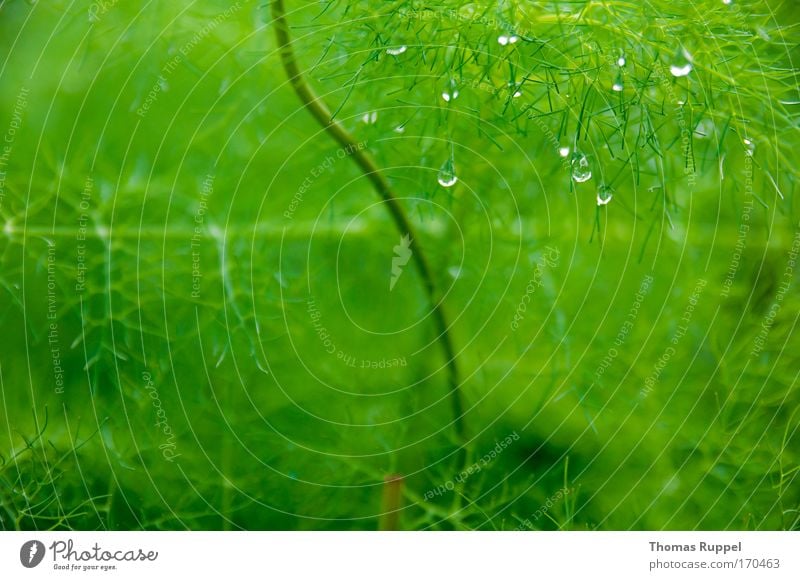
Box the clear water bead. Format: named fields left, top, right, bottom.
left=669, top=48, right=693, bottom=77
left=670, top=63, right=692, bottom=77
left=612, top=72, right=624, bottom=92
left=597, top=185, right=613, bottom=206
left=570, top=151, right=592, bottom=183
left=386, top=45, right=407, bottom=56
left=442, top=79, right=459, bottom=102
left=437, top=158, right=458, bottom=187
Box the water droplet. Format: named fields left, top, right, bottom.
left=612, top=71, right=624, bottom=92
left=441, top=79, right=459, bottom=102
left=597, top=184, right=613, bottom=206
left=722, top=0, right=732, bottom=4
left=513, top=90, right=522, bottom=98
left=361, top=111, right=378, bottom=124
left=617, top=56, right=626, bottom=67
left=498, top=34, right=518, bottom=46
left=394, top=125, right=406, bottom=133
left=570, top=151, right=592, bottom=183
left=743, top=137, right=755, bottom=156
left=669, top=48, right=693, bottom=77
left=447, top=266, right=463, bottom=279
left=437, top=157, right=458, bottom=188
left=386, top=45, right=407, bottom=56
left=558, top=147, right=570, bottom=158
left=669, top=63, right=692, bottom=77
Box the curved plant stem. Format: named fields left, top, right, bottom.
left=271, top=0, right=466, bottom=443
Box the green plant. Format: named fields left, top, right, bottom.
left=0, top=0, right=797, bottom=531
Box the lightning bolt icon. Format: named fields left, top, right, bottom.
left=28, top=542, right=38, bottom=564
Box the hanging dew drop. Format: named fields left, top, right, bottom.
left=669, top=48, right=693, bottom=77
left=612, top=71, right=624, bottom=92
left=386, top=45, right=407, bottom=56
left=670, top=62, right=692, bottom=77
left=441, top=79, right=459, bottom=102
left=361, top=111, right=378, bottom=124
left=743, top=137, right=755, bottom=156
left=597, top=185, right=613, bottom=206
left=570, top=151, right=592, bottom=183
left=617, top=55, right=626, bottom=67
left=559, top=147, right=570, bottom=158
left=669, top=63, right=692, bottom=77
left=437, top=157, right=458, bottom=188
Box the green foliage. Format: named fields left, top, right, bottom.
left=0, top=0, right=798, bottom=530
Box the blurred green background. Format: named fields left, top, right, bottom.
left=0, top=0, right=798, bottom=530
